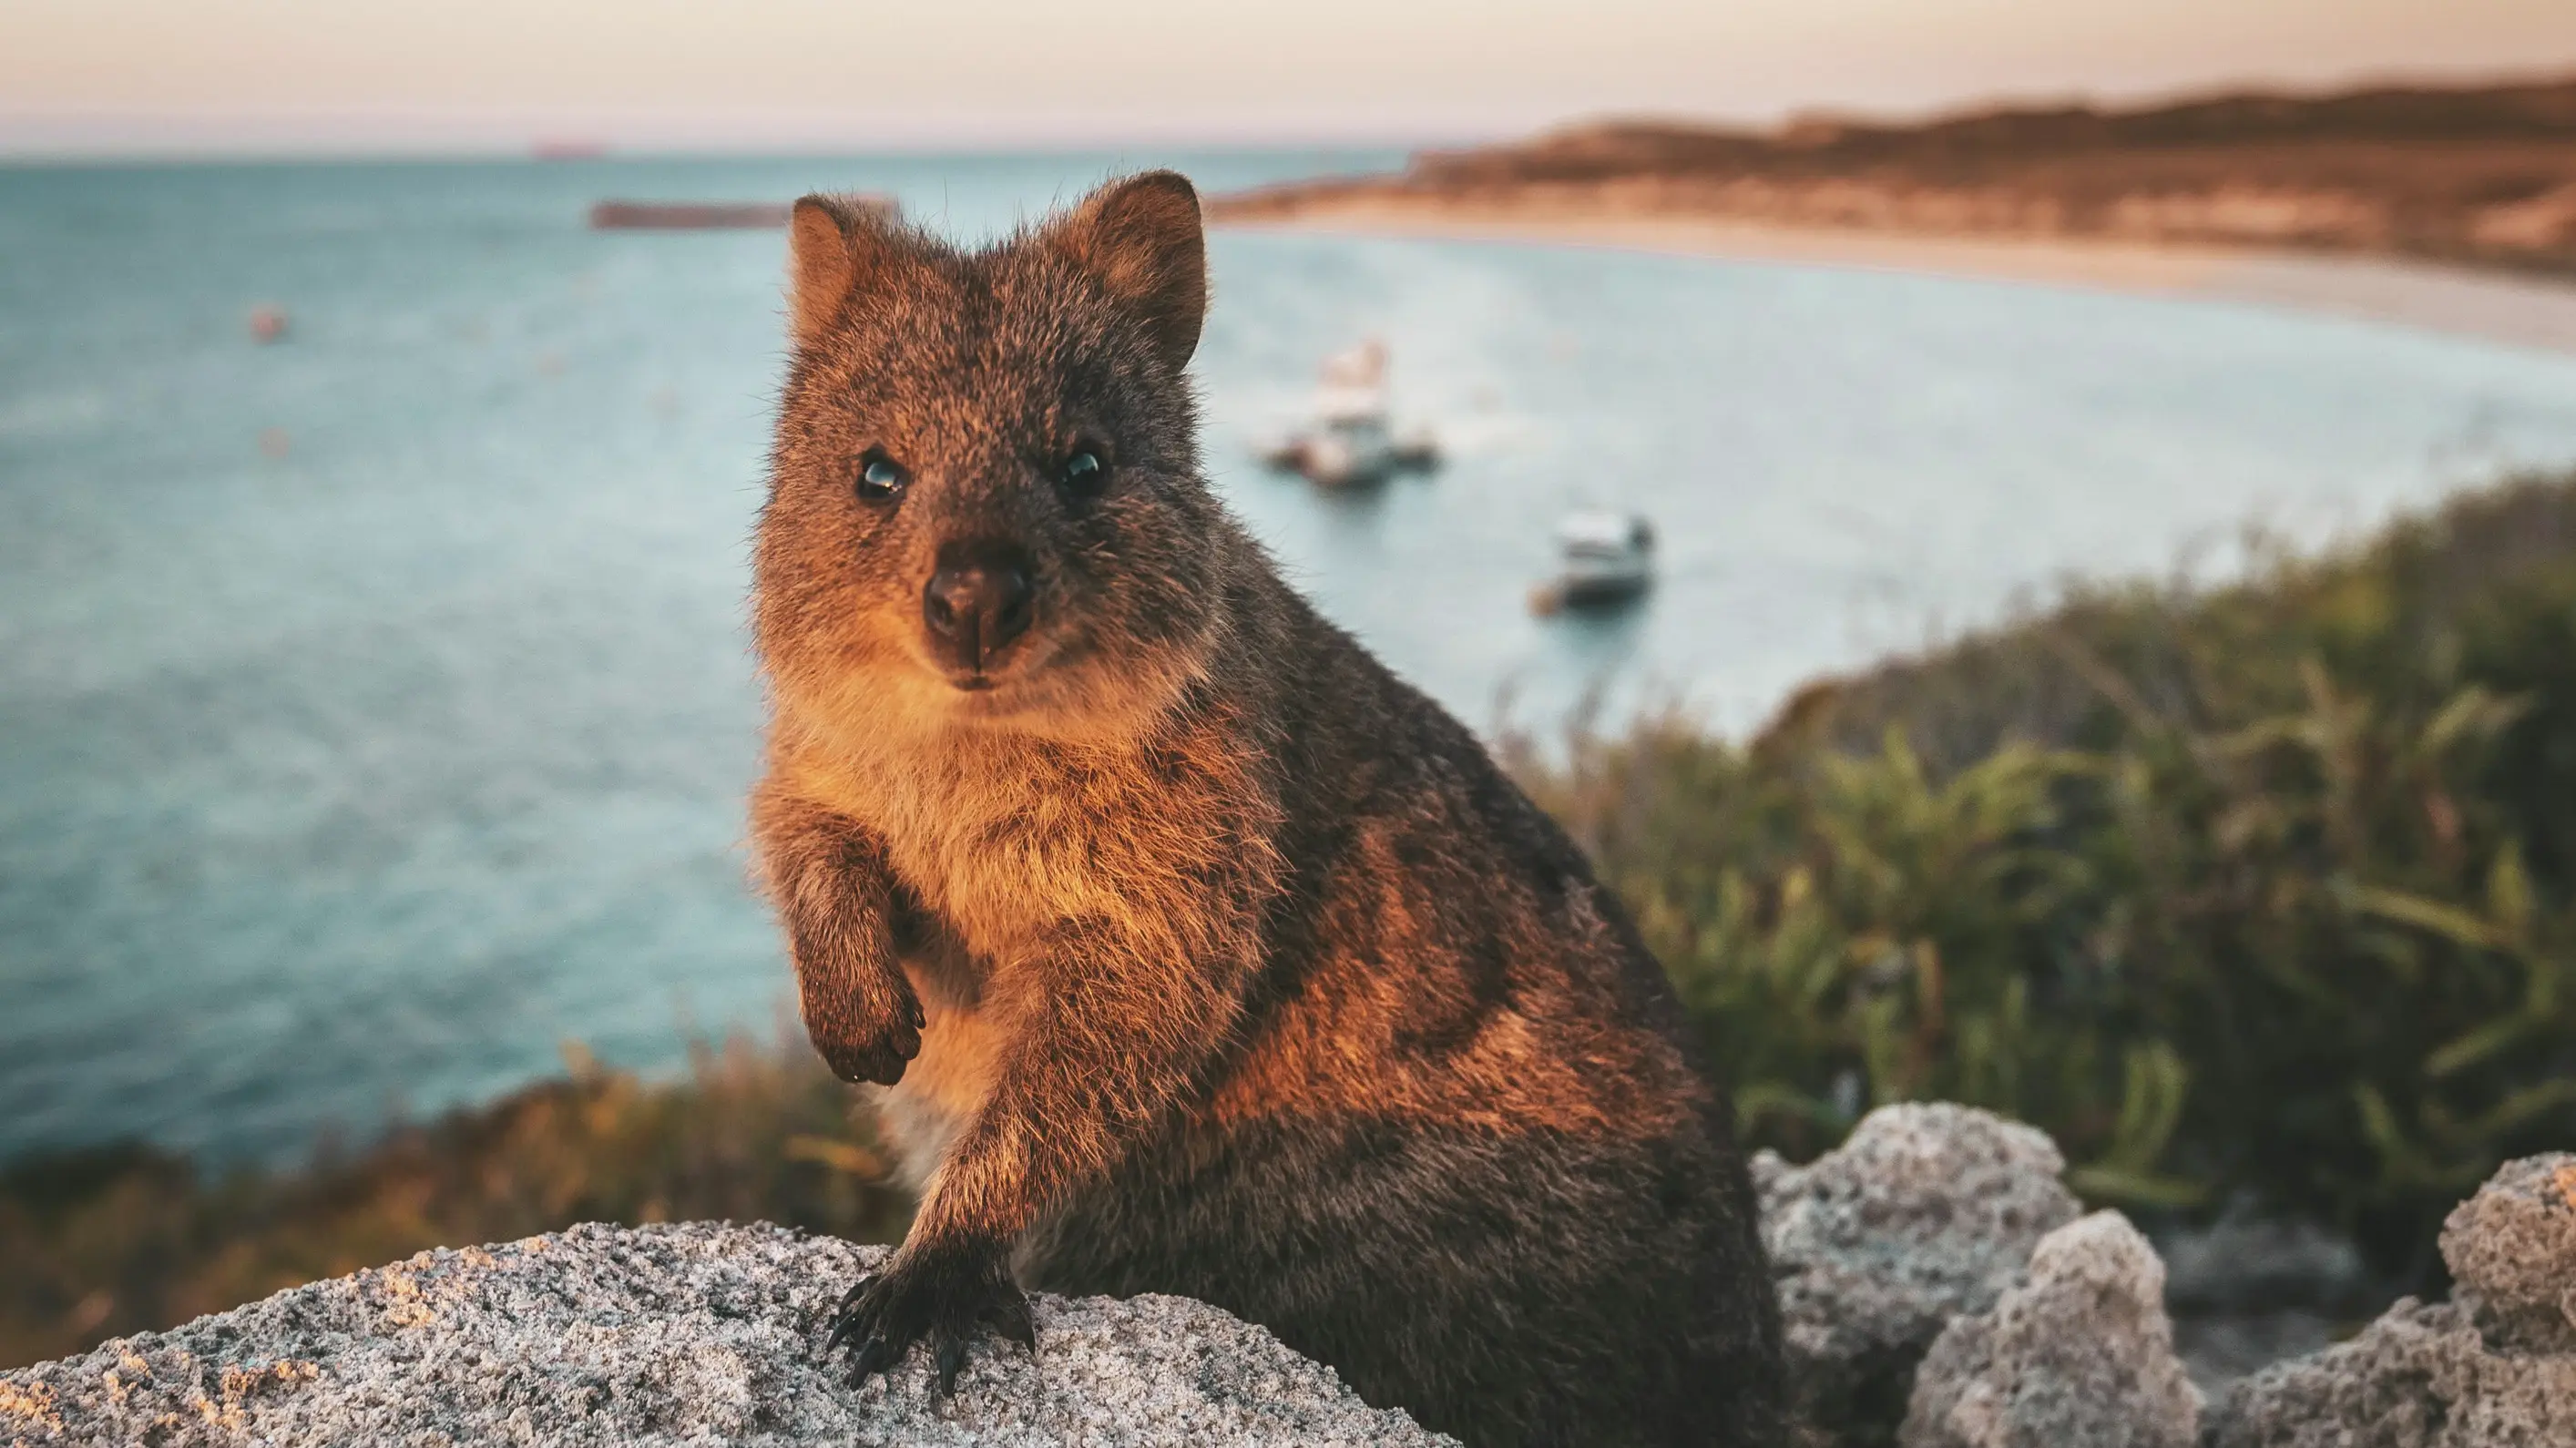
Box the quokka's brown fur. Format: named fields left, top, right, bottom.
left=751, top=171, right=1783, bottom=1448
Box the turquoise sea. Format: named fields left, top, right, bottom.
left=8, top=151, right=2576, bottom=1162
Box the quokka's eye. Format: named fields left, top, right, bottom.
left=1058, top=445, right=1109, bottom=498
left=856, top=451, right=908, bottom=501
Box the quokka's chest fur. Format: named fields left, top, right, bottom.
left=783, top=712, right=1283, bottom=1182
left=785, top=713, right=1276, bottom=954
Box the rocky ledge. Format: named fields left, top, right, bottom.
left=5, top=1109, right=2570, bottom=1447
left=2201, top=1151, right=2576, bottom=1448
left=0, top=1225, right=1451, bottom=1447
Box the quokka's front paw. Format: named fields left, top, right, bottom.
left=822, top=1243, right=1036, bottom=1397
left=808, top=990, right=925, bottom=1086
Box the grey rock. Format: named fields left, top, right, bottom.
left=29, top=1112, right=2550, bottom=1448
left=2158, top=1210, right=2386, bottom=1396
left=1757, top=1103, right=2085, bottom=1446
left=2159, top=1213, right=2375, bottom=1317
left=2204, top=1154, right=2576, bottom=1448
left=2169, top=1310, right=2349, bottom=1400
left=2198, top=1298, right=2576, bottom=1448
left=2439, top=1152, right=2576, bottom=1352
left=1900, top=1211, right=2199, bottom=1448
left=0, top=1220, right=1454, bottom=1448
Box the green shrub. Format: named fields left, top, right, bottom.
left=1517, top=470, right=2576, bottom=1280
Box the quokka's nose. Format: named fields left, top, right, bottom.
left=922, top=541, right=1038, bottom=672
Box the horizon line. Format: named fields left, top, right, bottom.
left=6, top=60, right=2571, bottom=166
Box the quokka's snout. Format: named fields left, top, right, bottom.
left=920, top=535, right=1038, bottom=682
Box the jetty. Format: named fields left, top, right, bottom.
left=588, top=196, right=897, bottom=231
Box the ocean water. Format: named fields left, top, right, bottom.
left=7, top=153, right=2576, bottom=1164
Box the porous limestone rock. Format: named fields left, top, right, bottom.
left=21, top=1118, right=2557, bottom=1448
left=2204, top=1153, right=2576, bottom=1448
left=1898, top=1210, right=2199, bottom=1448
left=2439, top=1152, right=2576, bottom=1353
left=1755, top=1102, right=2085, bottom=1446
left=0, top=1220, right=1454, bottom=1448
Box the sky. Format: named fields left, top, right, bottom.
left=4, top=0, right=2574, bottom=156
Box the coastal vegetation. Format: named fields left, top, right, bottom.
left=0, top=1038, right=907, bottom=1370
left=1520, top=467, right=2576, bottom=1281
left=8, top=467, right=2576, bottom=1367
left=1211, top=75, right=2576, bottom=275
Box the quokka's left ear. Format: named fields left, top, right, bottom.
left=786, top=193, right=907, bottom=347
left=1051, top=171, right=1207, bottom=372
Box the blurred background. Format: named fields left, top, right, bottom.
left=5, top=0, right=2576, bottom=1388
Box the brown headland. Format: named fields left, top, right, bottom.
left=1211, top=75, right=2576, bottom=352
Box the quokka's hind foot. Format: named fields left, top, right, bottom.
left=821, top=1245, right=1036, bottom=1397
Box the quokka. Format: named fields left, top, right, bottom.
left=751, top=170, right=1783, bottom=1448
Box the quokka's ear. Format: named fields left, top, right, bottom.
left=787, top=194, right=902, bottom=346
left=1052, top=171, right=1207, bottom=372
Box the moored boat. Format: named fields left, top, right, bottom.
left=1258, top=340, right=1442, bottom=487
left=1531, top=512, right=1656, bottom=615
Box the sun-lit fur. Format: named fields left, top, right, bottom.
left=751, top=172, right=1784, bottom=1448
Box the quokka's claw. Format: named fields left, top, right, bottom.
left=933, top=1325, right=971, bottom=1397
left=982, top=1289, right=1038, bottom=1354
left=813, top=1252, right=1034, bottom=1400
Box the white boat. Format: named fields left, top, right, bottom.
left=1532, top=512, right=1656, bottom=615
left=1258, top=340, right=1442, bottom=488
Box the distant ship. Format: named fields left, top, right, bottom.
left=588, top=196, right=897, bottom=230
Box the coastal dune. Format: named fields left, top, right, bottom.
left=1209, top=75, right=2576, bottom=356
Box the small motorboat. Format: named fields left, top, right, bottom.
left=1258, top=340, right=1441, bottom=488
left=1531, top=512, right=1656, bottom=615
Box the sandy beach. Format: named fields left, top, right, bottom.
left=1214, top=199, right=2576, bottom=358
